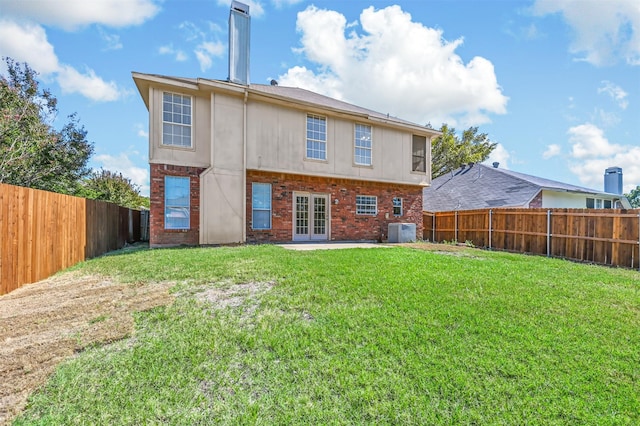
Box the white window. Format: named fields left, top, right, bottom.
left=162, top=92, right=192, bottom=147
left=595, top=199, right=603, bottom=209
left=356, top=195, right=377, bottom=215
left=412, top=135, right=427, bottom=172
left=393, top=197, right=403, bottom=216
left=165, top=176, right=190, bottom=229
left=252, top=183, right=271, bottom=230
left=354, top=124, right=372, bottom=166
left=306, top=114, right=326, bottom=160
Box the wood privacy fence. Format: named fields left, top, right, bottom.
left=424, top=208, right=640, bottom=270
left=0, top=183, right=142, bottom=295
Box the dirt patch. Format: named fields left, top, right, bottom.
left=0, top=272, right=175, bottom=425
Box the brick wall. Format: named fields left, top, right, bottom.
left=528, top=190, right=543, bottom=208
left=150, top=164, right=205, bottom=247
left=246, top=170, right=424, bottom=243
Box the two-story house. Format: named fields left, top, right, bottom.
left=133, top=2, right=440, bottom=247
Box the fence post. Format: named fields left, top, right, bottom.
left=638, top=212, right=640, bottom=271
left=546, top=209, right=551, bottom=257
left=432, top=213, right=435, bottom=243
left=489, top=209, right=493, bottom=250
left=455, top=210, right=458, bottom=243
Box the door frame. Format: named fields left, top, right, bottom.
left=292, top=191, right=330, bottom=241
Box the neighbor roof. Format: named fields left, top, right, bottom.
left=423, top=163, right=630, bottom=211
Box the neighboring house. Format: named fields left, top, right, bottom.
left=423, top=162, right=631, bottom=212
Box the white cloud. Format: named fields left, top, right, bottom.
left=57, top=65, right=126, bottom=101
left=484, top=144, right=511, bottom=170
left=0, top=0, right=160, bottom=30
left=598, top=80, right=628, bottom=109
left=272, top=0, right=303, bottom=8
left=568, top=123, right=625, bottom=159
left=159, top=44, right=188, bottom=62
left=195, top=41, right=225, bottom=72
left=0, top=19, right=60, bottom=74
left=566, top=123, right=639, bottom=192
left=543, top=144, right=561, bottom=159
left=99, top=30, right=123, bottom=51
left=533, top=0, right=640, bottom=66
left=94, top=152, right=150, bottom=196
left=0, top=20, right=128, bottom=102
left=178, top=21, right=225, bottom=71
left=278, top=5, right=508, bottom=127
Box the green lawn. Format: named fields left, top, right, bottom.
left=15, top=244, right=640, bottom=425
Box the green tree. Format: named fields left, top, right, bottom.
left=431, top=124, right=497, bottom=179
left=0, top=57, right=93, bottom=194
left=81, top=168, right=149, bottom=209
left=625, top=185, right=640, bottom=208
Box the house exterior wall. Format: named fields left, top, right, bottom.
left=245, top=99, right=430, bottom=186
left=150, top=164, right=205, bottom=247
left=140, top=75, right=434, bottom=245
left=246, top=170, right=424, bottom=243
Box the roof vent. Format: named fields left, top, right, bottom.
left=492, top=162, right=499, bottom=168
left=270, top=79, right=278, bottom=86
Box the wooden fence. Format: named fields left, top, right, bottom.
left=0, top=183, right=142, bottom=295
left=424, top=208, right=640, bottom=270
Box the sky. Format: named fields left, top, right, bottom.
left=0, top=0, right=638, bottom=196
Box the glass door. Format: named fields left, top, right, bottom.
left=293, top=193, right=328, bottom=241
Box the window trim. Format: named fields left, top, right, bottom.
left=252, top=182, right=272, bottom=230
left=356, top=195, right=377, bottom=216
left=164, top=176, right=190, bottom=230
left=411, top=134, right=427, bottom=173
left=393, top=197, right=403, bottom=217
left=162, top=91, right=193, bottom=149
left=305, top=114, right=327, bottom=161
left=354, top=123, right=372, bottom=167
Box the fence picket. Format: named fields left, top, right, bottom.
left=425, top=207, right=640, bottom=270
left=0, top=183, right=143, bottom=295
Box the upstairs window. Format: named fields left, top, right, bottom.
left=306, top=114, right=327, bottom=160
left=356, top=195, right=377, bottom=215
left=163, top=92, right=192, bottom=148
left=165, top=176, right=190, bottom=229
left=412, top=135, right=427, bottom=172
left=354, top=124, right=372, bottom=166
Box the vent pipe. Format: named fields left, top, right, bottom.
left=228, top=1, right=250, bottom=85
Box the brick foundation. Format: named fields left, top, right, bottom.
left=246, top=170, right=424, bottom=243
left=150, top=164, right=205, bottom=247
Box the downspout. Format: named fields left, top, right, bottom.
left=242, top=89, right=248, bottom=243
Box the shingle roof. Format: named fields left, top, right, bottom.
left=423, top=163, right=627, bottom=211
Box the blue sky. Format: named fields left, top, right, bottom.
left=1, top=0, right=638, bottom=196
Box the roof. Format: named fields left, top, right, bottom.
left=131, top=72, right=440, bottom=136
left=423, top=163, right=631, bottom=211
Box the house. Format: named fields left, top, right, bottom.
left=423, top=162, right=631, bottom=212
left=133, top=2, right=440, bottom=247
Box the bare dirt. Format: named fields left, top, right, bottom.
left=0, top=273, right=175, bottom=425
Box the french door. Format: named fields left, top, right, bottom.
left=293, top=193, right=329, bottom=241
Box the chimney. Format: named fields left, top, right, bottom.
left=492, top=162, right=499, bottom=168
left=228, top=1, right=250, bottom=85
left=604, top=167, right=623, bottom=194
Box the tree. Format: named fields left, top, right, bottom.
left=431, top=124, right=497, bottom=179
left=81, top=169, right=149, bottom=209
left=0, top=57, right=93, bottom=194
left=625, top=186, right=640, bottom=208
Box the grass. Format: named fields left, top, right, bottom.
left=15, top=244, right=640, bottom=425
